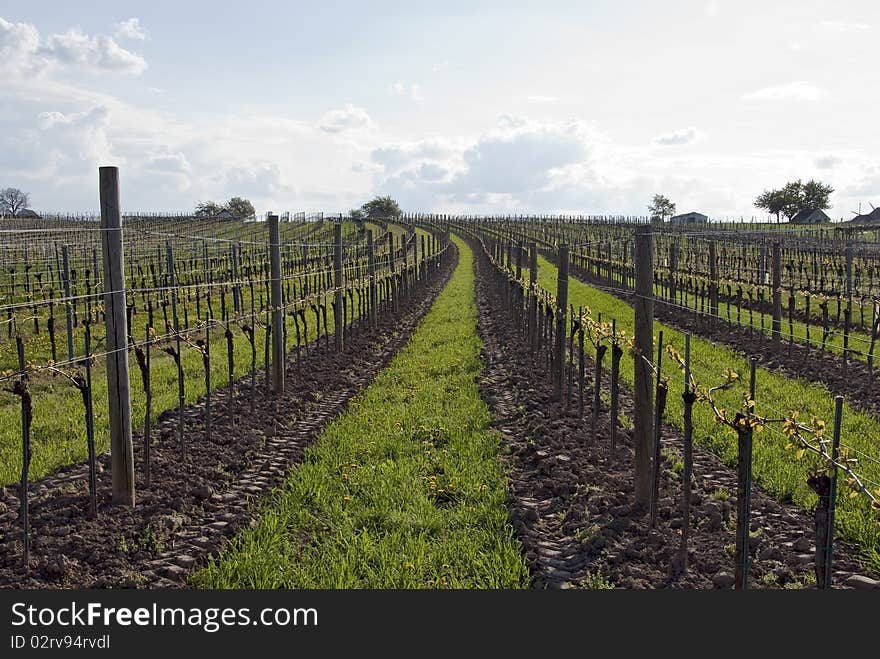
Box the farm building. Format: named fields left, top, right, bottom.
left=790, top=208, right=830, bottom=224
left=848, top=207, right=880, bottom=225
left=669, top=211, right=709, bottom=225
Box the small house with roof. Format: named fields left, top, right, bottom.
left=669, top=211, right=708, bottom=225
left=790, top=209, right=830, bottom=224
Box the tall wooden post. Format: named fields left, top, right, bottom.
left=844, top=243, right=853, bottom=364
left=772, top=242, right=782, bottom=351
left=708, top=240, right=718, bottom=327
left=232, top=240, right=243, bottom=315
left=61, top=245, right=74, bottom=363
left=529, top=243, right=538, bottom=353
left=668, top=240, right=678, bottom=304
left=167, top=242, right=184, bottom=450
left=334, top=222, right=344, bottom=350
left=99, top=166, right=134, bottom=506
left=268, top=213, right=285, bottom=393
left=368, top=230, right=377, bottom=328
left=633, top=228, right=654, bottom=507
left=553, top=244, right=569, bottom=401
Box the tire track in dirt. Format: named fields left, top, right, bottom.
left=0, top=244, right=458, bottom=589
left=472, top=238, right=878, bottom=589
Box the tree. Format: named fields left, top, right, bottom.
left=0, top=188, right=30, bottom=217
left=348, top=208, right=365, bottom=221
left=754, top=179, right=834, bottom=222
left=802, top=179, right=834, bottom=212
left=194, top=200, right=225, bottom=218
left=226, top=197, right=255, bottom=219
left=361, top=195, right=401, bottom=220
left=754, top=189, right=787, bottom=223
left=648, top=194, right=675, bottom=222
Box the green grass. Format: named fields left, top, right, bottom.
left=191, top=236, right=530, bottom=588
left=0, top=246, right=407, bottom=486
left=533, top=253, right=880, bottom=573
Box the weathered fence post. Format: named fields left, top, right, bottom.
left=843, top=243, right=853, bottom=365
left=268, top=213, right=285, bottom=394
left=167, top=242, right=185, bottom=451
left=553, top=244, right=569, bottom=401
left=772, top=241, right=782, bottom=351
left=709, top=241, right=718, bottom=328
left=99, top=166, right=135, bottom=506
left=529, top=243, right=538, bottom=353
left=368, top=230, right=377, bottom=328
left=334, top=221, right=344, bottom=351
left=633, top=227, right=654, bottom=507
left=61, top=245, right=74, bottom=363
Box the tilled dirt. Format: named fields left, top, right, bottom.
left=0, top=246, right=457, bottom=589
left=561, top=253, right=880, bottom=422
left=473, top=244, right=879, bottom=589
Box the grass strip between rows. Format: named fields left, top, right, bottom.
left=191, top=236, right=529, bottom=588
left=532, top=254, right=880, bottom=573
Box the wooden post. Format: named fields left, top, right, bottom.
left=232, top=240, right=241, bottom=314
left=708, top=241, right=718, bottom=327
left=772, top=242, right=782, bottom=351
left=529, top=243, right=538, bottom=353
left=668, top=240, right=677, bottom=305
left=553, top=244, right=569, bottom=401
left=368, top=230, right=377, bottom=328
left=633, top=228, right=654, bottom=508
left=843, top=243, right=853, bottom=365
left=268, top=213, right=285, bottom=394
left=61, top=245, right=75, bottom=363
left=99, top=166, right=134, bottom=506
left=333, top=222, right=344, bottom=350
left=167, top=242, right=185, bottom=451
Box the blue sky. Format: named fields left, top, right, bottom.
left=1, top=0, right=878, bottom=217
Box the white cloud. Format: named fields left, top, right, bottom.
left=820, top=20, right=871, bottom=32
left=0, top=18, right=147, bottom=77
left=114, top=18, right=149, bottom=41
left=705, top=1, right=721, bottom=16
left=653, top=127, right=704, bottom=146
left=318, top=104, right=375, bottom=133
left=525, top=95, right=559, bottom=104
left=431, top=60, right=450, bottom=72
left=743, top=81, right=825, bottom=101
left=388, top=81, right=422, bottom=101
left=0, top=17, right=47, bottom=76
left=845, top=166, right=880, bottom=197
left=44, top=29, right=147, bottom=75
left=814, top=155, right=839, bottom=170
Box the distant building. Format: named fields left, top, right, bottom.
left=669, top=211, right=709, bottom=225
left=790, top=209, right=830, bottom=224
left=17, top=209, right=40, bottom=219
left=848, top=207, right=880, bottom=225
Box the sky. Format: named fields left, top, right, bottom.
left=1, top=0, right=878, bottom=218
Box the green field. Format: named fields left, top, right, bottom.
left=192, top=236, right=530, bottom=588
left=530, top=252, right=880, bottom=573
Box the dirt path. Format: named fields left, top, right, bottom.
left=472, top=239, right=879, bottom=589
left=0, top=245, right=458, bottom=589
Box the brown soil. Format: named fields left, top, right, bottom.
left=0, top=246, right=457, bottom=589
left=474, top=242, right=878, bottom=589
